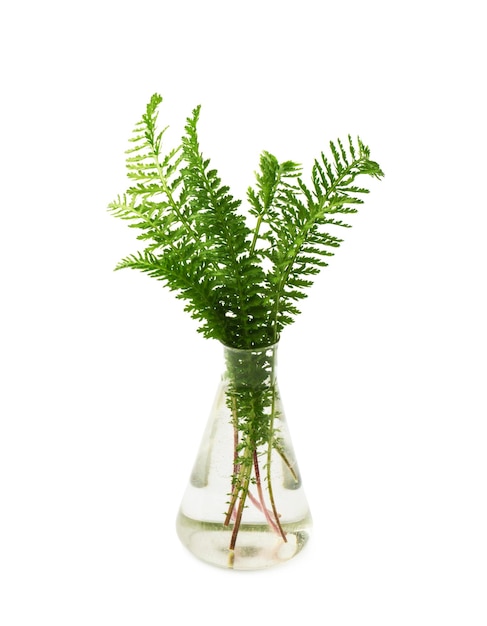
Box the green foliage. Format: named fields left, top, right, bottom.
left=109, top=94, right=383, bottom=349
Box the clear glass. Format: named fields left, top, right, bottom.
left=176, top=343, right=312, bottom=570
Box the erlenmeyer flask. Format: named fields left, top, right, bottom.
left=176, top=343, right=312, bottom=570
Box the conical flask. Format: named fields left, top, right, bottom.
left=176, top=343, right=312, bottom=570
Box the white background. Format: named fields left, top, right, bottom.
left=1, top=1, right=486, bottom=624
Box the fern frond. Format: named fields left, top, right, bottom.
left=181, top=106, right=271, bottom=347
left=261, top=136, right=383, bottom=340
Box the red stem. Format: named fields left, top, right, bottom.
left=254, top=450, right=287, bottom=542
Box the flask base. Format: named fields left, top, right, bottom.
left=176, top=511, right=312, bottom=570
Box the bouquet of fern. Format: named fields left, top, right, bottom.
left=110, top=95, right=383, bottom=569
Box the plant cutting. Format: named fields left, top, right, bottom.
left=109, top=94, right=383, bottom=570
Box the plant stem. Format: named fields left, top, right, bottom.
left=249, top=215, right=263, bottom=256
left=273, top=444, right=299, bottom=483
left=224, top=397, right=241, bottom=525
left=253, top=450, right=285, bottom=539
left=266, top=360, right=287, bottom=542
left=228, top=452, right=253, bottom=552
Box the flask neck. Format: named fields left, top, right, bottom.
left=222, top=343, right=279, bottom=389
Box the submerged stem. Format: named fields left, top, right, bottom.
left=228, top=455, right=253, bottom=551
left=224, top=395, right=240, bottom=525
left=253, top=450, right=284, bottom=537
left=273, top=442, right=299, bottom=483
left=266, top=372, right=287, bottom=542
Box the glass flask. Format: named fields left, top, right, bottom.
left=176, top=343, right=312, bottom=570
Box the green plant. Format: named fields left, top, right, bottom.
left=109, top=94, right=383, bottom=562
